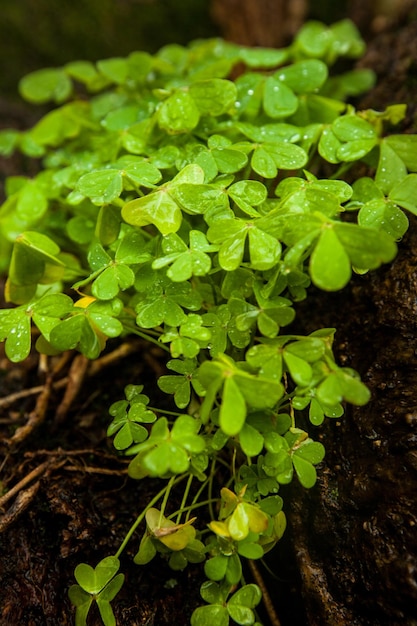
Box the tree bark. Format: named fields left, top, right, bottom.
left=211, top=0, right=308, bottom=47
left=286, top=18, right=417, bottom=625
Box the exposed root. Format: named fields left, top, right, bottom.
left=87, top=340, right=140, bottom=376
left=55, top=354, right=89, bottom=425
left=0, top=459, right=52, bottom=510
left=0, top=384, right=50, bottom=409
left=6, top=375, right=54, bottom=446
left=248, top=559, right=282, bottom=626
left=0, top=481, right=40, bottom=532
left=0, top=341, right=144, bottom=446
left=63, top=464, right=127, bottom=476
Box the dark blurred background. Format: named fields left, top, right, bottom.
left=0, top=0, right=217, bottom=97
left=1, top=0, right=413, bottom=99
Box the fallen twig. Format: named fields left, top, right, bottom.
left=0, top=481, right=40, bottom=533
left=0, top=460, right=51, bottom=510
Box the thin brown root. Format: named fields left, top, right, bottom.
left=0, top=460, right=51, bottom=510
left=55, top=354, right=89, bottom=424
left=64, top=464, right=128, bottom=476
left=248, top=559, right=282, bottom=626
left=0, top=481, right=40, bottom=532
left=6, top=376, right=53, bottom=446
left=88, top=341, right=140, bottom=376
left=0, top=377, right=68, bottom=411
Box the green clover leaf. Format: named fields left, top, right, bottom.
left=198, top=354, right=283, bottom=435
left=158, top=358, right=205, bottom=408
left=0, top=305, right=32, bottom=362
left=70, top=557, right=124, bottom=626
left=376, top=141, right=408, bottom=194
left=6, top=231, right=66, bottom=304
left=358, top=199, right=408, bottom=240
left=122, top=164, right=205, bottom=234
left=77, top=160, right=162, bottom=205
left=309, top=222, right=397, bottom=291
left=316, top=367, right=371, bottom=407
left=192, top=581, right=262, bottom=626
left=263, top=76, right=298, bottom=119
left=227, top=584, right=262, bottom=624
left=152, top=231, right=214, bottom=282
left=291, top=438, right=325, bottom=488
left=107, top=395, right=156, bottom=451
left=136, top=282, right=201, bottom=329
left=19, top=68, right=72, bottom=104
left=158, top=90, right=200, bottom=134
left=329, top=114, right=378, bottom=162
left=251, top=141, right=308, bottom=178
left=275, top=59, right=328, bottom=93
left=207, top=218, right=281, bottom=271
left=128, top=415, right=205, bottom=478
left=189, top=79, right=237, bottom=116
left=384, top=134, right=417, bottom=172
left=49, top=299, right=122, bottom=359
left=389, top=174, right=417, bottom=216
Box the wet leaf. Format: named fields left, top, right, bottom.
left=263, top=76, right=298, bottom=118
left=276, top=59, right=328, bottom=93
left=158, top=91, right=200, bottom=134
left=189, top=79, right=237, bottom=116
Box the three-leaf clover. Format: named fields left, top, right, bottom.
left=68, top=556, right=124, bottom=626
left=198, top=354, right=284, bottom=436
left=107, top=386, right=156, bottom=451
left=127, top=415, right=205, bottom=479
left=191, top=582, right=262, bottom=626
left=158, top=358, right=205, bottom=408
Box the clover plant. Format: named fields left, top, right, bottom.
left=1, top=18, right=416, bottom=625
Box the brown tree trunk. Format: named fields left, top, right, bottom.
left=210, top=0, right=308, bottom=47
left=286, top=17, right=417, bottom=625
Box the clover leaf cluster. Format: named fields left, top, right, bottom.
left=1, top=18, right=416, bottom=626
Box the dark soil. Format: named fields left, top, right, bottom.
left=1, top=9, right=417, bottom=626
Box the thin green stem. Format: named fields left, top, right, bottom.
left=114, top=475, right=185, bottom=559
left=176, top=474, right=194, bottom=524
left=290, top=403, right=296, bottom=429
left=168, top=497, right=220, bottom=520
left=329, top=162, right=353, bottom=180
left=159, top=476, right=176, bottom=525
left=208, top=457, right=216, bottom=521
left=191, top=476, right=210, bottom=506
left=147, top=406, right=183, bottom=417
left=121, top=324, right=170, bottom=352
